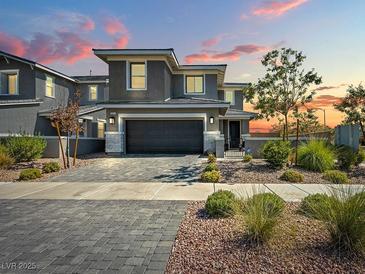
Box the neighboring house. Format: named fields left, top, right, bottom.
left=0, top=50, right=106, bottom=138
left=93, top=48, right=256, bottom=154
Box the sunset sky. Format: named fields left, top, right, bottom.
left=1, top=0, right=363, bottom=132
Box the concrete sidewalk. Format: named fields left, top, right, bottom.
left=0, top=182, right=363, bottom=202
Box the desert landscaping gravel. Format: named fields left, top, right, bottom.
left=218, top=159, right=365, bottom=184
left=0, top=153, right=110, bottom=182
left=166, top=201, right=365, bottom=274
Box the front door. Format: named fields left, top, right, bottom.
left=229, top=121, right=240, bottom=148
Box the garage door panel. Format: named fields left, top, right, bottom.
left=126, top=120, right=203, bottom=154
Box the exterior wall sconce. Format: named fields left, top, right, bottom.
left=209, top=116, right=214, bottom=124
left=109, top=117, right=115, bottom=125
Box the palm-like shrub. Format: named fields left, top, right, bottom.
left=279, top=169, right=304, bottom=183
left=205, top=190, right=235, bottom=218
left=337, top=146, right=358, bottom=170
left=303, top=188, right=365, bottom=254
left=297, top=140, right=335, bottom=172
left=261, top=140, right=291, bottom=168
left=323, top=170, right=349, bottom=184
left=236, top=193, right=285, bottom=244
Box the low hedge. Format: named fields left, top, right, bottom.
left=323, top=170, right=349, bottom=184
left=4, top=135, right=46, bottom=162
left=19, top=168, right=42, bottom=181
left=279, top=169, right=304, bottom=183
left=205, top=190, right=235, bottom=218
left=43, top=162, right=61, bottom=173
left=201, top=170, right=221, bottom=183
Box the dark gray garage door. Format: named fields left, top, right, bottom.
left=126, top=120, right=203, bottom=154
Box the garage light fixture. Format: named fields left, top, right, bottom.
left=209, top=116, right=214, bottom=124
left=109, top=117, right=115, bottom=125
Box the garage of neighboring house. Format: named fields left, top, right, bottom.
left=125, top=120, right=203, bottom=154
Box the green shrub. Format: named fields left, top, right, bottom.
left=279, top=169, right=304, bottom=183
left=261, top=140, right=291, bottom=168
left=236, top=193, right=285, bottom=244
left=201, top=170, right=220, bottom=183
left=19, top=168, right=42, bottom=181
left=205, top=190, right=235, bottom=218
left=297, top=140, right=335, bottom=172
left=204, top=162, right=218, bottom=172
left=299, top=193, right=333, bottom=219
left=207, top=153, right=217, bottom=164
left=5, top=135, right=46, bottom=162
left=42, top=162, right=61, bottom=173
left=243, top=154, right=253, bottom=163
left=0, top=144, right=8, bottom=154
left=355, top=148, right=365, bottom=166
left=337, top=146, right=358, bottom=170
left=0, top=151, right=14, bottom=169
left=323, top=170, right=350, bottom=184
left=307, top=188, right=365, bottom=253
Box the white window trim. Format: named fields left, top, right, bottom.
left=88, top=85, right=98, bottom=101
left=0, top=69, right=19, bottom=95
left=183, top=74, right=206, bottom=95
left=126, top=60, right=147, bottom=91
left=224, top=90, right=235, bottom=105
left=45, top=75, right=55, bottom=98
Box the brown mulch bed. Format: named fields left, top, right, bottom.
left=166, top=201, right=365, bottom=274
left=218, top=159, right=365, bottom=184
left=0, top=153, right=111, bottom=182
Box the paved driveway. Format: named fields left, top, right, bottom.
left=0, top=199, right=186, bottom=273
left=49, top=155, right=203, bottom=183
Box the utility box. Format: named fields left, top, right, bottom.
left=335, top=124, right=360, bottom=150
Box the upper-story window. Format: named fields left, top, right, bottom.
left=89, top=85, right=98, bottom=101
left=185, top=75, right=204, bottom=94
left=45, top=75, right=55, bottom=98
left=0, top=70, right=18, bottom=95
left=128, top=61, right=146, bottom=90
left=224, top=91, right=235, bottom=105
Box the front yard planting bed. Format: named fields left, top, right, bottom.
left=0, top=153, right=110, bottom=182
left=218, top=159, right=365, bottom=184
left=166, top=201, right=364, bottom=273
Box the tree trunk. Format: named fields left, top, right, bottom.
left=66, top=132, right=70, bottom=169
left=284, top=114, right=289, bottom=141
left=73, top=129, right=79, bottom=167
left=295, top=119, right=299, bottom=166
left=56, top=122, right=66, bottom=169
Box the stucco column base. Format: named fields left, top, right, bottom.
left=105, top=131, right=124, bottom=154
left=203, top=131, right=221, bottom=154
left=215, top=135, right=225, bottom=158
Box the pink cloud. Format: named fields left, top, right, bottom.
left=184, top=44, right=270, bottom=64
left=252, top=0, right=308, bottom=17
left=104, top=17, right=128, bottom=35
left=114, top=36, right=129, bottom=48
left=240, top=13, right=250, bottom=20
left=80, top=18, right=95, bottom=31
left=0, top=32, right=27, bottom=56
left=202, top=36, right=221, bottom=48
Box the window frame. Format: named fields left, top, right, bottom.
left=184, top=74, right=205, bottom=95
left=45, top=75, right=55, bottom=98
left=0, top=69, right=19, bottom=95
left=224, top=90, right=235, bottom=105
left=88, top=85, right=98, bottom=101
left=126, top=60, right=147, bottom=91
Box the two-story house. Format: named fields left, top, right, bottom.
left=0, top=50, right=106, bottom=138
left=93, top=48, right=256, bottom=154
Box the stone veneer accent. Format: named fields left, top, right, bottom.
left=203, top=131, right=221, bottom=154
left=105, top=131, right=124, bottom=153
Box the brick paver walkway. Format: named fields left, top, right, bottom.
left=0, top=200, right=186, bottom=273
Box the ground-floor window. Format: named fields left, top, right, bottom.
left=97, top=121, right=105, bottom=138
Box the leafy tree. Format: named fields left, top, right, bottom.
left=247, top=48, right=322, bottom=140
left=335, top=84, right=365, bottom=139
